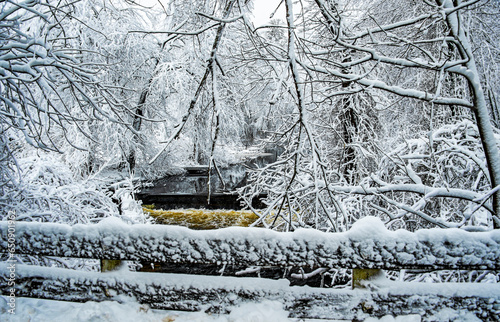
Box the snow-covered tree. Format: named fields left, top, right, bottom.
left=0, top=0, right=137, bottom=152
left=3, top=0, right=499, bottom=232
left=0, top=0, right=155, bottom=223
left=238, top=0, right=500, bottom=231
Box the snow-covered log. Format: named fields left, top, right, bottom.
left=1, top=217, right=499, bottom=269
left=1, top=263, right=499, bottom=320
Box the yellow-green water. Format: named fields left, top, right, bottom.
left=143, top=205, right=259, bottom=229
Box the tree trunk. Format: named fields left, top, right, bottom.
left=127, top=90, right=146, bottom=171
left=441, top=0, right=500, bottom=228
left=340, top=56, right=358, bottom=184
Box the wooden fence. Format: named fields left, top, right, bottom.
left=1, top=218, right=500, bottom=320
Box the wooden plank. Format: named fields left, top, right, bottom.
left=1, top=221, right=499, bottom=269
left=1, top=264, right=499, bottom=320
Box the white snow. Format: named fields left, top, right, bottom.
left=427, top=308, right=482, bottom=322
left=348, top=215, right=388, bottom=237
left=3, top=216, right=499, bottom=269
left=364, top=315, right=421, bottom=322
left=3, top=296, right=485, bottom=321
left=0, top=296, right=341, bottom=322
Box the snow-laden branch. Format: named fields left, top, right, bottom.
left=196, top=12, right=243, bottom=23
left=129, top=23, right=221, bottom=36
left=328, top=181, right=493, bottom=214
left=439, top=0, right=500, bottom=228
left=299, top=61, right=474, bottom=107
left=0, top=0, right=148, bottom=152
left=337, top=0, right=481, bottom=41
left=280, top=0, right=343, bottom=231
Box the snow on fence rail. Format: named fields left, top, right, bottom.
left=2, top=217, right=500, bottom=269
left=1, top=217, right=500, bottom=320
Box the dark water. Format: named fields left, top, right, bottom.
left=140, top=164, right=248, bottom=195
left=137, top=153, right=276, bottom=209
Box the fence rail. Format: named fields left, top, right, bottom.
left=1, top=218, right=500, bottom=320
left=2, top=218, right=500, bottom=269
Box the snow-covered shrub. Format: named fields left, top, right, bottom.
left=0, top=154, right=120, bottom=224
left=371, top=120, right=494, bottom=230
left=0, top=129, right=20, bottom=212
left=240, top=119, right=497, bottom=232
left=0, top=152, right=148, bottom=271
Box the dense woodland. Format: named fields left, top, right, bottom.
left=1, top=0, right=500, bottom=235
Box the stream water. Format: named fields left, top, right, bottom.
left=134, top=151, right=346, bottom=286
left=137, top=153, right=276, bottom=211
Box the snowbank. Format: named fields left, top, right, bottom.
left=0, top=297, right=293, bottom=322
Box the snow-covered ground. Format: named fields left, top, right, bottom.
left=0, top=296, right=431, bottom=322
left=0, top=297, right=316, bottom=322
left=1, top=296, right=482, bottom=321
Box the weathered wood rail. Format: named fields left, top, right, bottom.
left=1, top=217, right=500, bottom=320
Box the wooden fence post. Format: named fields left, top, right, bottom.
left=352, top=269, right=384, bottom=289
left=101, top=260, right=123, bottom=272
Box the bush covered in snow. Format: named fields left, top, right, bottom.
left=0, top=154, right=121, bottom=224
left=0, top=152, right=148, bottom=270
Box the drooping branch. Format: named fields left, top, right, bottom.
left=129, top=23, right=221, bottom=36
left=0, top=2, right=135, bottom=151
